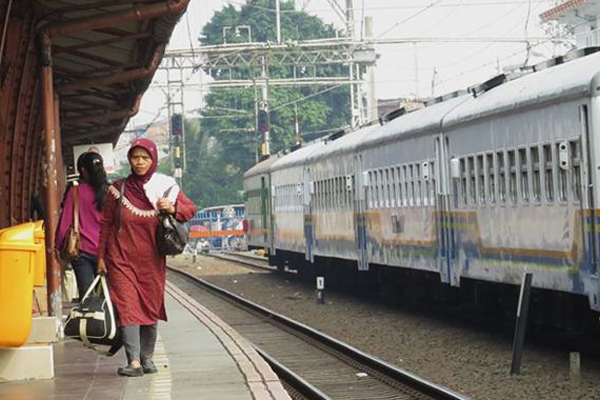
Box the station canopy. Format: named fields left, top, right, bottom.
left=34, top=0, right=184, bottom=149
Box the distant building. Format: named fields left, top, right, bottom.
left=377, top=98, right=425, bottom=119
left=114, top=120, right=170, bottom=175
left=540, top=0, right=600, bottom=48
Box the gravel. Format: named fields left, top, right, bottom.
left=169, top=254, right=600, bottom=400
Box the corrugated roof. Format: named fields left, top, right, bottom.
left=34, top=0, right=189, bottom=155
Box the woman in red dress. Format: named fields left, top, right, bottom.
left=97, top=138, right=196, bottom=377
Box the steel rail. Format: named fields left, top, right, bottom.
left=167, top=265, right=472, bottom=400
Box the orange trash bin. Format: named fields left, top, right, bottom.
left=0, top=222, right=37, bottom=347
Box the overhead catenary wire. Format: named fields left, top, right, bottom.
left=377, top=0, right=448, bottom=39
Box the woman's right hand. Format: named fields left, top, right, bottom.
left=97, top=258, right=107, bottom=275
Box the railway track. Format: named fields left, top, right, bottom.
left=167, top=265, right=471, bottom=400
left=208, top=250, right=274, bottom=271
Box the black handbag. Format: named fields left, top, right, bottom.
left=156, top=185, right=189, bottom=255
left=64, top=275, right=120, bottom=351
left=157, top=212, right=189, bottom=255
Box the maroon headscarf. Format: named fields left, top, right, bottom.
left=124, top=138, right=158, bottom=210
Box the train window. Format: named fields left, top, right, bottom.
left=477, top=155, right=485, bottom=205
left=330, top=178, right=334, bottom=210
left=400, top=166, right=406, bottom=206
left=407, top=165, right=414, bottom=206
left=468, top=156, right=476, bottom=205
left=385, top=168, right=394, bottom=207
left=324, top=180, right=327, bottom=210
left=317, top=181, right=322, bottom=210
left=380, top=170, right=386, bottom=208
left=372, top=171, right=378, bottom=208
left=331, top=178, right=336, bottom=210
left=531, top=146, right=541, bottom=203
left=518, top=148, right=529, bottom=203
left=402, top=165, right=408, bottom=207
left=414, top=163, right=422, bottom=206
left=367, top=172, right=373, bottom=208
left=486, top=153, right=495, bottom=204
left=337, top=177, right=342, bottom=209
left=507, top=150, right=517, bottom=204
left=460, top=158, right=467, bottom=206
left=571, top=140, right=582, bottom=204
left=543, top=144, right=554, bottom=203
left=497, top=151, right=506, bottom=203
left=390, top=168, right=397, bottom=208
left=430, top=161, right=436, bottom=205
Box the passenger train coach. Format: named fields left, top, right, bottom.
left=244, top=48, right=600, bottom=323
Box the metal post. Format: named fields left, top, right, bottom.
left=316, top=276, right=325, bottom=305
left=345, top=0, right=355, bottom=39
left=570, top=352, right=581, bottom=384
left=40, top=38, right=62, bottom=317
left=275, top=0, right=281, bottom=43
left=260, top=56, right=270, bottom=157
left=294, top=103, right=301, bottom=143
left=510, top=272, right=533, bottom=375
left=365, top=16, right=377, bottom=122
left=253, top=79, right=259, bottom=163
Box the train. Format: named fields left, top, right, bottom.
left=243, top=47, right=600, bottom=326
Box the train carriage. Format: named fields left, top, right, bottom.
left=244, top=155, right=279, bottom=254
left=245, top=48, right=600, bottom=317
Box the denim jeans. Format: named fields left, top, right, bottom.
left=70, top=252, right=97, bottom=300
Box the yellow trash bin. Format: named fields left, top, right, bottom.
left=0, top=222, right=37, bottom=347
left=33, top=220, right=46, bottom=287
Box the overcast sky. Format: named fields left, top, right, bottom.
left=128, top=0, right=567, bottom=129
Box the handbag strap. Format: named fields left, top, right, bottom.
left=73, top=184, right=80, bottom=234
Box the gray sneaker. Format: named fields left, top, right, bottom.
left=142, top=360, right=158, bottom=374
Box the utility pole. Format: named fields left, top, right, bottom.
left=258, top=55, right=270, bottom=158
left=276, top=0, right=282, bottom=43
left=413, top=43, right=420, bottom=99
left=294, top=103, right=301, bottom=143
left=431, top=67, right=438, bottom=98
left=166, top=58, right=185, bottom=187
left=345, top=0, right=355, bottom=40
left=365, top=16, right=377, bottom=122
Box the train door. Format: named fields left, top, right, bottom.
left=267, top=174, right=276, bottom=255
left=435, top=135, right=455, bottom=285
left=580, top=105, right=598, bottom=275
left=261, top=177, right=268, bottom=245
left=354, top=154, right=369, bottom=271
left=303, top=167, right=314, bottom=263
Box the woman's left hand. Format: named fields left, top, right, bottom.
left=157, top=197, right=175, bottom=214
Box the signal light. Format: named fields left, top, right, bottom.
left=171, top=114, right=183, bottom=136
left=258, top=110, right=268, bottom=133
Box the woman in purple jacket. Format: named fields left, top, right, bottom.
left=55, top=152, right=109, bottom=299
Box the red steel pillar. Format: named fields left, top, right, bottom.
left=40, top=35, right=62, bottom=317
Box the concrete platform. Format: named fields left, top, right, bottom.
left=0, top=280, right=291, bottom=400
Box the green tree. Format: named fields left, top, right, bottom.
left=184, top=0, right=351, bottom=208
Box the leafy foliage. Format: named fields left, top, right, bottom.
left=183, top=0, right=351, bottom=208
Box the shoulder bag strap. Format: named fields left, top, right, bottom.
left=73, top=185, right=80, bottom=234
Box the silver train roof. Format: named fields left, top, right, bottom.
left=266, top=49, right=600, bottom=172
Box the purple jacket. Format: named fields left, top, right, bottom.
left=55, top=182, right=102, bottom=256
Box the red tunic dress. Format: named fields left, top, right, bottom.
left=97, top=182, right=196, bottom=326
